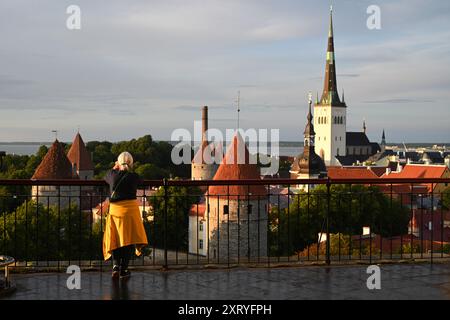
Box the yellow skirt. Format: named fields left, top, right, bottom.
left=103, top=199, right=148, bottom=261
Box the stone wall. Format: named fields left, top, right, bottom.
left=206, top=198, right=268, bottom=262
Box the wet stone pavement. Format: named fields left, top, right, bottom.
left=4, top=263, right=450, bottom=300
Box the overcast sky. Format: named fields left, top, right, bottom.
left=0, top=0, right=449, bottom=143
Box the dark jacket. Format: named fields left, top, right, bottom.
left=105, top=169, right=143, bottom=203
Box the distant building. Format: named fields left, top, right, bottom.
left=421, top=151, right=444, bottom=165
left=188, top=203, right=207, bottom=256
left=191, top=106, right=218, bottom=181
left=31, top=140, right=80, bottom=209
left=189, top=133, right=268, bottom=260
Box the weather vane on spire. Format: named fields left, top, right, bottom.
left=308, top=91, right=313, bottom=105
left=236, top=90, right=241, bottom=130
left=51, top=130, right=58, bottom=141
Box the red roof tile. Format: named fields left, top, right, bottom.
left=381, top=165, right=449, bottom=192
left=32, top=140, right=76, bottom=180
left=67, top=133, right=94, bottom=171
left=327, top=167, right=379, bottom=180
left=382, top=164, right=448, bottom=179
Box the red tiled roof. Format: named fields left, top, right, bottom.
left=67, top=133, right=94, bottom=171
left=189, top=203, right=206, bottom=217
left=382, top=164, right=448, bottom=179
left=32, top=140, right=76, bottom=180
left=327, top=167, right=379, bottom=180
left=207, top=134, right=266, bottom=200
left=381, top=165, right=449, bottom=192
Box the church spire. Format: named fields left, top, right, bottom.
left=318, top=6, right=345, bottom=107
left=381, top=129, right=386, bottom=145
left=304, top=92, right=315, bottom=144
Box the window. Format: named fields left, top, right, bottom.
left=223, top=205, right=229, bottom=215
left=335, top=136, right=337, bottom=141
left=199, top=221, right=203, bottom=231
left=199, top=239, right=204, bottom=250
left=337, top=148, right=340, bottom=156
left=247, top=204, right=253, bottom=215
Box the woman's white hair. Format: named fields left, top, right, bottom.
left=117, top=151, right=134, bottom=170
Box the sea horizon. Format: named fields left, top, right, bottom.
left=0, top=140, right=448, bottom=157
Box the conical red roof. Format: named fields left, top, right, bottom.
left=32, top=140, right=76, bottom=180
left=67, top=133, right=94, bottom=171
left=208, top=133, right=266, bottom=200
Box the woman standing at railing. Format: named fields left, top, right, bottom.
left=103, top=151, right=148, bottom=279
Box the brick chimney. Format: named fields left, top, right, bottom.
left=202, top=106, right=208, bottom=144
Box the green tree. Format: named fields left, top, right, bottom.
left=148, top=184, right=201, bottom=251
left=135, top=163, right=169, bottom=180
left=0, top=201, right=103, bottom=262
left=442, top=187, right=450, bottom=210
left=270, top=184, right=410, bottom=256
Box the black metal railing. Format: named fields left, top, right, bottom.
left=0, top=177, right=449, bottom=270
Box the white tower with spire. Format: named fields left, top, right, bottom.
left=314, top=7, right=347, bottom=166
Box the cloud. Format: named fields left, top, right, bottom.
left=0, top=0, right=448, bottom=142
left=0, top=75, right=34, bottom=86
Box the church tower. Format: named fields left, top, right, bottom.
left=314, top=7, right=347, bottom=166
left=381, top=129, right=386, bottom=152
left=290, top=94, right=327, bottom=191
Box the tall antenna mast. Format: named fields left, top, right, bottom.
left=236, top=90, right=241, bottom=130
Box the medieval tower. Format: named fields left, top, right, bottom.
left=31, top=140, right=80, bottom=209
left=205, top=133, right=268, bottom=261
left=67, top=132, right=94, bottom=180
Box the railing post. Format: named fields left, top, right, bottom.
left=163, top=178, right=169, bottom=270
left=326, top=178, right=331, bottom=266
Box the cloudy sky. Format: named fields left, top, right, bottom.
left=0, top=0, right=449, bottom=143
